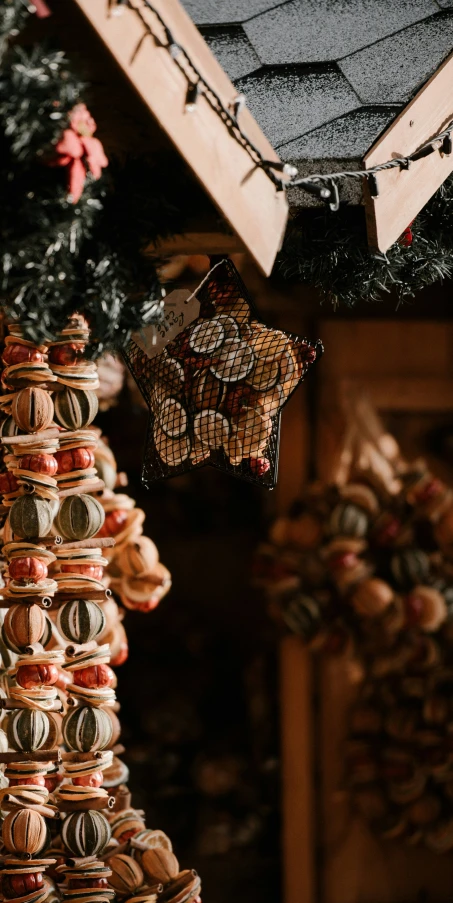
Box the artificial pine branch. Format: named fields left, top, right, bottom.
left=0, top=3, right=163, bottom=355
left=277, top=180, right=453, bottom=306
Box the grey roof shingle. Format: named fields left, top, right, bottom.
left=339, top=12, right=453, bottom=104
left=181, top=0, right=453, bottom=194
left=244, top=0, right=439, bottom=65
left=182, top=0, right=287, bottom=25
left=235, top=66, right=359, bottom=147
left=277, top=107, right=400, bottom=160
left=201, top=27, right=261, bottom=80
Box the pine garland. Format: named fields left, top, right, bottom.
left=0, top=0, right=165, bottom=356
left=278, top=179, right=453, bottom=307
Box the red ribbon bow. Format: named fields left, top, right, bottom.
left=51, top=103, right=108, bottom=203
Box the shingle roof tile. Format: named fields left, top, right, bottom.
left=200, top=26, right=261, bottom=80
left=243, top=0, right=439, bottom=65
left=235, top=65, right=359, bottom=147
left=339, top=12, right=453, bottom=104
left=277, top=107, right=400, bottom=160
left=180, top=0, right=453, bottom=166
left=181, top=0, right=287, bottom=26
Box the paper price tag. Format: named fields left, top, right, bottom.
left=132, top=289, right=200, bottom=359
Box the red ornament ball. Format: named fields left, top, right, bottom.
left=110, top=641, right=128, bottom=667
left=124, top=597, right=160, bottom=613
left=61, top=564, right=103, bottom=580
left=404, top=592, right=425, bottom=627
left=73, top=771, right=104, bottom=788
left=44, top=774, right=61, bottom=793
left=73, top=664, right=115, bottom=689
left=9, top=775, right=46, bottom=787
left=18, top=453, right=58, bottom=476
left=2, top=872, right=43, bottom=898
left=2, top=345, right=44, bottom=366
left=97, top=509, right=128, bottom=538
left=55, top=447, right=95, bottom=473
left=9, top=558, right=48, bottom=582
left=49, top=343, right=84, bottom=365
left=117, top=828, right=140, bottom=844
left=0, top=472, right=19, bottom=495
left=16, top=663, right=59, bottom=688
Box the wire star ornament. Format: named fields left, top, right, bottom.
left=125, top=259, right=322, bottom=488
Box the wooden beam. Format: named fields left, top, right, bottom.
left=147, top=231, right=244, bottom=257
left=325, top=377, right=453, bottom=413
left=364, top=50, right=453, bottom=252
left=280, top=637, right=315, bottom=903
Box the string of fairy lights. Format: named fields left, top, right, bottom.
left=110, top=0, right=453, bottom=213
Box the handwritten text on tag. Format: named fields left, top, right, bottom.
left=132, top=290, right=200, bottom=359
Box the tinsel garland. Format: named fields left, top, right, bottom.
left=278, top=183, right=453, bottom=307
left=0, top=0, right=166, bottom=356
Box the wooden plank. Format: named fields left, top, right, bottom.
left=319, top=321, right=453, bottom=381
left=363, top=51, right=453, bottom=252
left=272, top=301, right=316, bottom=903
left=71, top=0, right=288, bottom=275
left=338, top=376, right=453, bottom=412
left=148, top=231, right=244, bottom=256
left=280, top=637, right=315, bottom=903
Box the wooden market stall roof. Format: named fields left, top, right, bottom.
left=183, top=0, right=453, bottom=204
left=67, top=0, right=289, bottom=276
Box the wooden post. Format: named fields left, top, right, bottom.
left=280, top=636, right=315, bottom=903
left=274, top=298, right=316, bottom=903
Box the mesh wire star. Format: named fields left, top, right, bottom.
left=125, top=258, right=322, bottom=488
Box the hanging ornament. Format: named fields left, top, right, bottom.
left=125, top=258, right=322, bottom=488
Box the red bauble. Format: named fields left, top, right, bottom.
left=118, top=828, right=140, bottom=844
left=49, top=343, right=84, bottom=365
left=404, top=593, right=424, bottom=627
left=61, top=564, right=103, bottom=580
left=16, top=663, right=59, bottom=688
left=19, top=453, right=58, bottom=476
left=68, top=879, right=108, bottom=889
left=9, top=775, right=46, bottom=787
left=73, top=771, right=103, bottom=788
left=328, top=552, right=358, bottom=571
left=0, top=472, right=19, bottom=495
left=124, top=597, right=159, bottom=613
left=73, top=664, right=115, bottom=689
left=2, top=345, right=44, bottom=366
left=96, top=509, right=128, bottom=538
left=9, top=558, right=48, bottom=582
left=44, top=774, right=61, bottom=792
left=374, top=516, right=402, bottom=547
left=3, top=873, right=43, bottom=898
left=414, top=478, right=444, bottom=504
left=110, top=641, right=128, bottom=667
left=249, top=457, right=271, bottom=476
left=55, top=447, right=95, bottom=473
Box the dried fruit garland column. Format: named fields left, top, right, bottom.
left=93, top=440, right=171, bottom=615
left=0, top=323, right=71, bottom=903
left=0, top=317, right=112, bottom=903
left=0, top=320, right=201, bottom=903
